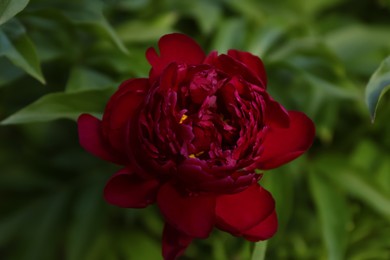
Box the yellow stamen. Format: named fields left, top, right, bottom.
left=179, top=114, right=188, bottom=124
left=189, top=151, right=204, bottom=158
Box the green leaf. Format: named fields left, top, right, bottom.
left=65, top=66, right=114, bottom=93
left=365, top=56, right=390, bottom=122
left=119, top=231, right=161, bottom=260
left=251, top=241, right=268, bottom=260
left=329, top=171, right=390, bottom=221
left=211, top=18, right=246, bottom=53
left=116, top=13, right=177, bottom=43
left=0, top=0, right=29, bottom=25
left=22, top=190, right=70, bottom=260
left=67, top=184, right=104, bottom=260
left=187, top=0, right=221, bottom=34
left=1, top=87, right=116, bottom=124
left=0, top=19, right=45, bottom=84
left=58, top=3, right=128, bottom=54
left=309, top=172, right=349, bottom=260
left=325, top=25, right=390, bottom=76
left=0, top=203, right=36, bottom=245
left=0, top=57, right=24, bottom=86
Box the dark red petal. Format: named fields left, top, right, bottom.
left=216, top=183, right=275, bottom=235
left=102, top=78, right=149, bottom=152
left=157, top=182, right=216, bottom=238
left=77, top=114, right=125, bottom=164
left=162, top=223, right=193, bottom=260
left=146, top=33, right=206, bottom=80
left=265, top=97, right=290, bottom=128
left=227, top=50, right=267, bottom=87
left=103, top=168, right=159, bottom=208
left=243, top=211, right=278, bottom=242
left=216, top=54, right=263, bottom=87
left=258, top=111, right=315, bottom=170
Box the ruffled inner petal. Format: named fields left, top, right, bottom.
left=227, top=50, right=267, bottom=87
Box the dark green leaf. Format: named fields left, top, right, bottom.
left=0, top=0, right=29, bottom=25
left=67, top=184, right=104, bottom=260
left=22, top=190, right=70, bottom=260
left=365, top=56, right=390, bottom=122
left=1, top=88, right=115, bottom=124
left=0, top=19, right=45, bottom=84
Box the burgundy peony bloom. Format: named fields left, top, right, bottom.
left=78, top=33, right=315, bottom=260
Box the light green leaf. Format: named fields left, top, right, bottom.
left=365, top=56, right=390, bottom=122
left=0, top=0, right=29, bottom=25
left=0, top=19, right=45, bottom=83
left=211, top=18, right=246, bottom=53
left=65, top=66, right=114, bottom=93
left=251, top=241, right=268, bottom=260
left=188, top=0, right=221, bottom=34
left=309, top=172, right=349, bottom=260
left=116, top=13, right=177, bottom=43
left=329, top=171, right=390, bottom=221
left=325, top=25, right=390, bottom=76
left=1, top=88, right=115, bottom=124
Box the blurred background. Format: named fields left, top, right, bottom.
left=1, top=0, right=390, bottom=259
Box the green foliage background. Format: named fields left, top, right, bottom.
left=1, top=0, right=390, bottom=259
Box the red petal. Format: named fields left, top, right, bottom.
left=162, top=223, right=193, bottom=260
left=146, top=33, right=206, bottom=80
left=216, top=183, right=275, bottom=235
left=157, top=182, right=216, bottom=238
left=227, top=50, right=267, bottom=87
left=77, top=114, right=125, bottom=164
left=215, top=54, right=263, bottom=87
left=265, top=97, right=290, bottom=128
left=104, top=168, right=159, bottom=208
left=102, top=78, right=149, bottom=152
left=258, top=111, right=315, bottom=170
left=243, top=211, right=278, bottom=242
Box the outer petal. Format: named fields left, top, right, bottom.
left=77, top=114, right=125, bottom=164
left=102, top=78, right=149, bottom=153
left=162, top=223, right=193, bottom=260
left=157, top=182, right=216, bottom=238
left=227, top=50, right=267, bottom=87
left=146, top=33, right=206, bottom=81
left=104, top=168, right=159, bottom=208
left=216, top=183, right=275, bottom=235
left=243, top=211, right=278, bottom=242
left=257, top=111, right=315, bottom=170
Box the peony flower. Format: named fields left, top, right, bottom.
left=78, top=33, right=315, bottom=260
